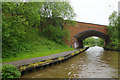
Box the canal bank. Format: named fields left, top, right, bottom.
left=21, top=46, right=118, bottom=78
left=3, top=47, right=89, bottom=75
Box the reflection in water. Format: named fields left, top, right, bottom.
left=21, top=46, right=118, bottom=78
left=77, top=46, right=117, bottom=78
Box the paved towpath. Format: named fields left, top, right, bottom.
left=3, top=49, right=79, bottom=67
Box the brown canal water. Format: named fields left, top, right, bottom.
left=21, top=46, right=118, bottom=78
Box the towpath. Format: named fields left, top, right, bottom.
left=3, top=49, right=79, bottom=67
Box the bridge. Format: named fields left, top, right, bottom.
left=64, top=21, right=109, bottom=48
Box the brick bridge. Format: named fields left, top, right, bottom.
left=64, top=21, right=109, bottom=48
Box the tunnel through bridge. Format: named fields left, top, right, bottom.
left=73, top=30, right=109, bottom=48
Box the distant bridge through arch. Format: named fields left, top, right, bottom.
left=64, top=21, right=109, bottom=48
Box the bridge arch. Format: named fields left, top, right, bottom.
left=73, top=30, right=109, bottom=48
left=63, top=21, right=109, bottom=48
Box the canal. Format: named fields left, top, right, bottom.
left=21, top=46, right=118, bottom=78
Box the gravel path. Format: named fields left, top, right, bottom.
left=3, top=49, right=79, bottom=67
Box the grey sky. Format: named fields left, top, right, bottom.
left=69, top=0, right=120, bottom=25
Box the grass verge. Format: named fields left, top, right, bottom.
left=3, top=47, right=73, bottom=63
left=3, top=37, right=74, bottom=63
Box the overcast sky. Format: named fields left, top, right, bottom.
left=69, top=0, right=120, bottom=25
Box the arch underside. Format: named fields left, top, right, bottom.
left=73, top=30, right=109, bottom=48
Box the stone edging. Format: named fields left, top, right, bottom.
left=19, top=47, right=89, bottom=75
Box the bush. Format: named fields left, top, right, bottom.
left=42, top=25, right=65, bottom=44
left=2, top=64, right=21, bottom=78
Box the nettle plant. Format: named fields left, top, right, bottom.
left=2, top=64, right=21, bottom=78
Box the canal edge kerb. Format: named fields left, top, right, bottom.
left=19, top=47, right=89, bottom=75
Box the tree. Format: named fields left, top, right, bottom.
left=39, top=2, right=76, bottom=20
left=97, top=38, right=104, bottom=47
left=83, top=37, right=97, bottom=47
left=106, top=11, right=120, bottom=50
left=2, top=2, right=76, bottom=58
left=39, top=2, right=76, bottom=43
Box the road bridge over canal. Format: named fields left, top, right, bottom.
left=64, top=21, right=109, bottom=48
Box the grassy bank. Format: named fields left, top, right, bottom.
left=3, top=46, right=73, bottom=63
left=3, top=36, right=74, bottom=63
left=2, top=32, right=73, bottom=63
left=2, top=25, right=74, bottom=63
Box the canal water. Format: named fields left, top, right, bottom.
left=21, top=46, right=118, bottom=78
